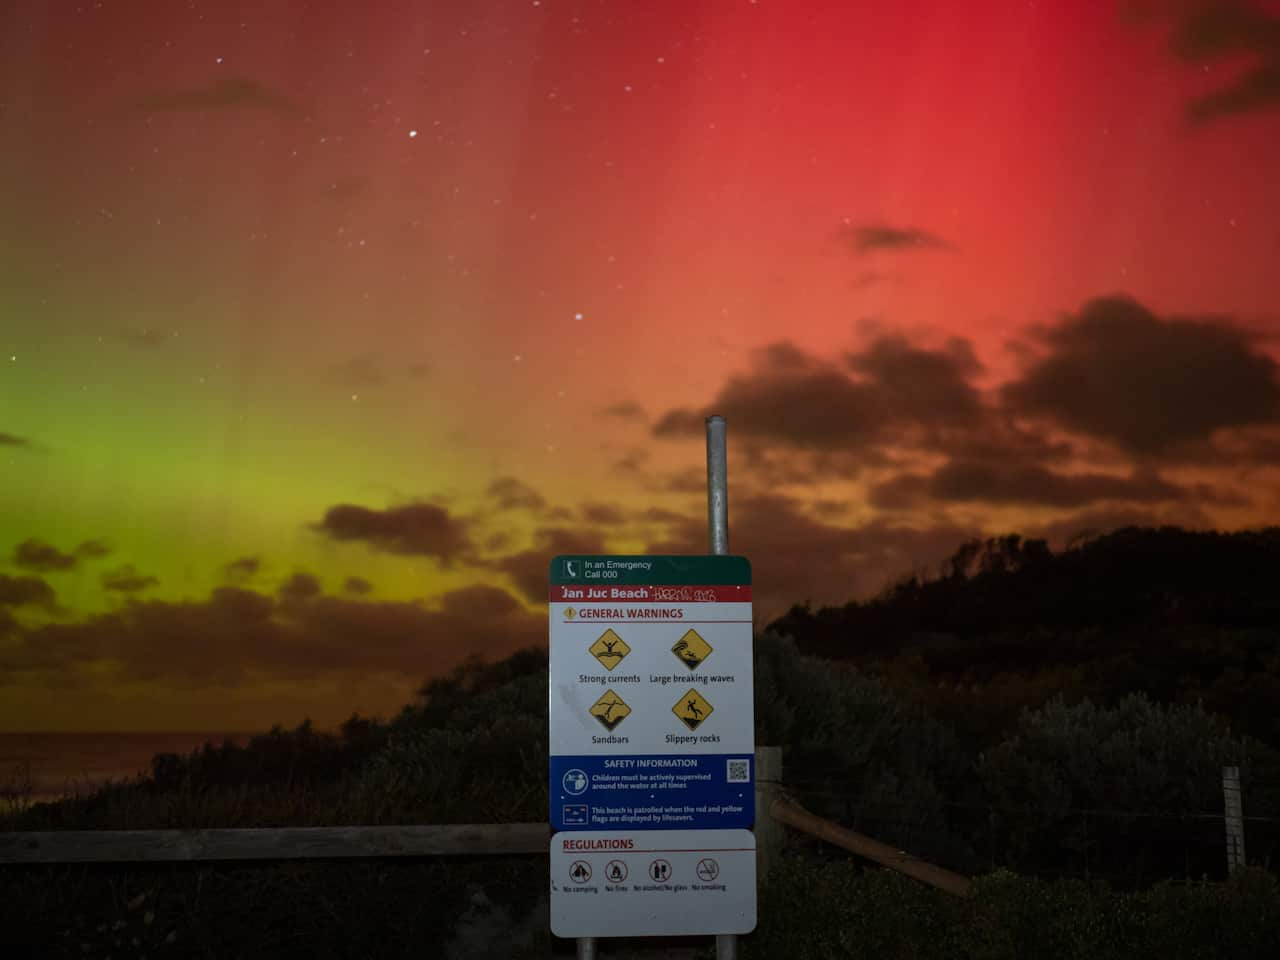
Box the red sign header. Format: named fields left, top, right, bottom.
left=548, top=584, right=751, bottom=603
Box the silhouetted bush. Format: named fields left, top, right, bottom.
left=747, top=860, right=1280, bottom=959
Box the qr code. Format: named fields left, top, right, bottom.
left=726, top=759, right=750, bottom=783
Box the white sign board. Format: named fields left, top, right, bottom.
left=548, top=555, right=755, bottom=833
left=550, top=828, right=757, bottom=938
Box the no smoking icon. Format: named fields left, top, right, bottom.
left=696, top=858, right=719, bottom=881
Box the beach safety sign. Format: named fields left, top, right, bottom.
left=550, top=828, right=757, bottom=937
left=548, top=555, right=754, bottom=832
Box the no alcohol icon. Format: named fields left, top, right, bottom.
left=649, top=859, right=672, bottom=882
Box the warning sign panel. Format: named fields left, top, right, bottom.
left=549, top=555, right=754, bottom=832
left=673, top=688, right=714, bottom=731
left=551, top=829, right=757, bottom=937
left=672, top=628, right=713, bottom=670
left=589, top=628, right=630, bottom=671
left=590, top=689, right=631, bottom=731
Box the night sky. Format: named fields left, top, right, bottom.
left=2, top=0, right=1279, bottom=731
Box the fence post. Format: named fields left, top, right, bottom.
left=755, top=746, right=783, bottom=888
left=1223, top=765, right=1246, bottom=875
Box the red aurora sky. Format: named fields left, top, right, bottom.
left=2, top=0, right=1279, bottom=730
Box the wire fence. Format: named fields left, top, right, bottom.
left=779, top=777, right=1280, bottom=889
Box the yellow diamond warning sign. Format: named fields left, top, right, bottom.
left=673, top=688, right=714, bottom=731
left=565, top=608, right=577, bottom=620
left=589, top=628, right=630, bottom=671
left=671, top=628, right=713, bottom=670
left=590, top=689, right=632, bottom=731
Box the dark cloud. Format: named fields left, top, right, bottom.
left=487, top=476, right=547, bottom=512
left=838, top=222, right=952, bottom=255
left=637, top=506, right=690, bottom=525
left=614, top=450, right=650, bottom=472
left=659, top=466, right=711, bottom=494
left=13, top=538, right=78, bottom=572
left=870, top=461, right=1189, bottom=509
left=494, top=528, right=609, bottom=604
left=137, top=75, right=303, bottom=115
left=602, top=402, right=646, bottom=420
left=1, top=582, right=543, bottom=687
left=313, top=503, right=473, bottom=563
left=0, top=432, right=31, bottom=448
left=329, top=354, right=387, bottom=387
left=343, top=576, right=373, bottom=596
left=1212, top=425, right=1280, bottom=464
left=580, top=502, right=627, bottom=525
left=809, top=499, right=852, bottom=516
left=111, top=327, right=173, bottom=348
left=279, top=572, right=322, bottom=603
left=644, top=494, right=974, bottom=617
left=101, top=565, right=159, bottom=593
left=1027, top=502, right=1219, bottom=552
left=224, top=555, right=261, bottom=583
left=1160, top=0, right=1280, bottom=124
left=0, top=573, right=56, bottom=609
left=485, top=531, right=515, bottom=552
left=653, top=335, right=987, bottom=456
left=1002, top=296, right=1280, bottom=457
left=327, top=354, right=429, bottom=384
left=653, top=364, right=882, bottom=450
left=752, top=342, right=818, bottom=372
left=846, top=335, right=985, bottom=428
left=75, top=540, right=112, bottom=559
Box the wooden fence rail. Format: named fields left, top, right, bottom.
left=0, top=745, right=971, bottom=902
left=0, top=823, right=549, bottom=865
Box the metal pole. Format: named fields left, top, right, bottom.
left=706, top=415, right=729, bottom=556
left=576, top=936, right=598, bottom=960
left=707, top=414, right=737, bottom=960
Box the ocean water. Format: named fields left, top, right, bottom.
left=0, top=731, right=254, bottom=803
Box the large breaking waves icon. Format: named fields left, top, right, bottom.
left=589, top=628, right=630, bottom=671
left=671, top=628, right=713, bottom=670
left=590, top=689, right=632, bottom=731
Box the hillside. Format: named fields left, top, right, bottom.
left=766, top=526, right=1280, bottom=747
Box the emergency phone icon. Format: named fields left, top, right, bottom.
left=565, top=560, right=578, bottom=578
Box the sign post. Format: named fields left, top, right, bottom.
left=549, top=415, right=756, bottom=952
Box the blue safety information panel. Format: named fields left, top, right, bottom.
left=548, top=555, right=755, bottom=832
left=550, top=753, right=754, bottom=831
